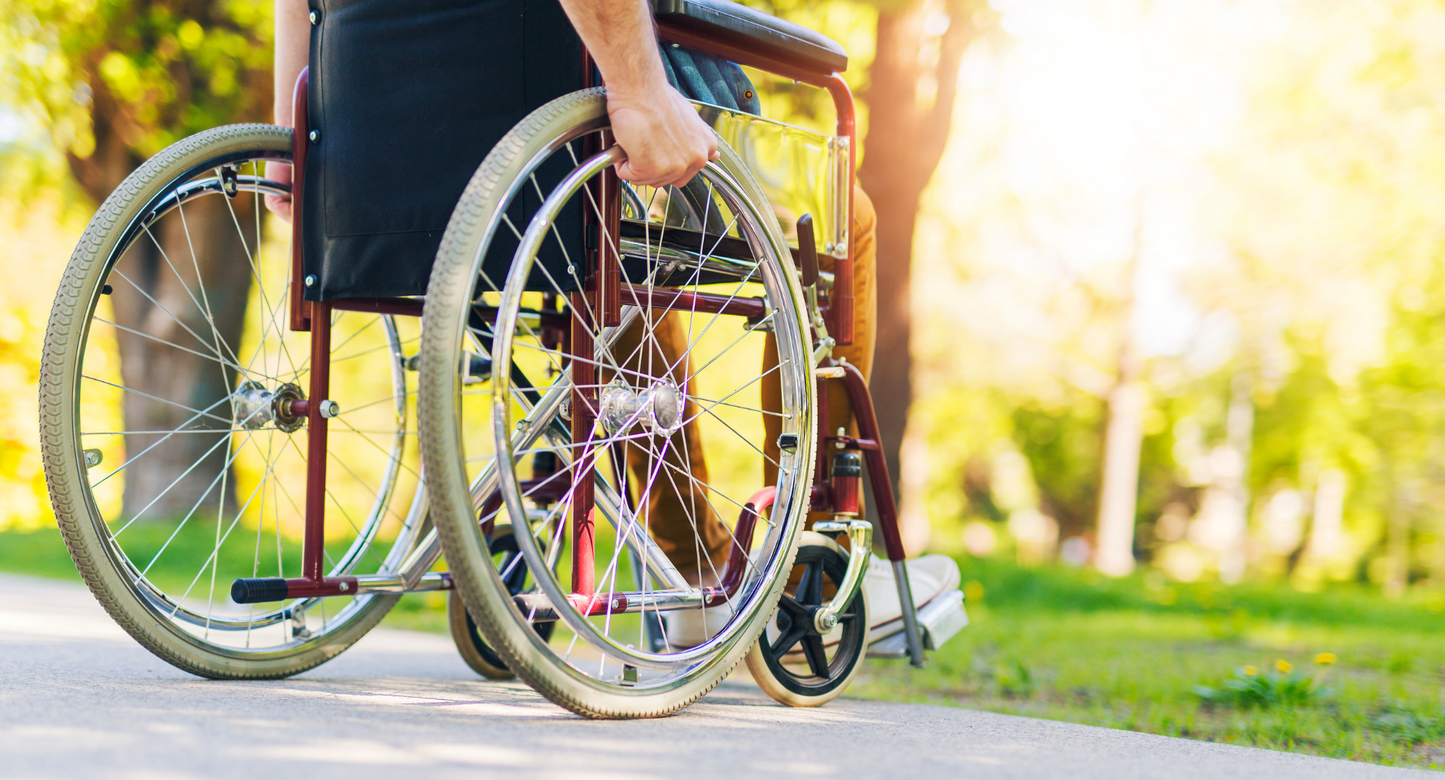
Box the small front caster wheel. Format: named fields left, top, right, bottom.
left=746, top=531, right=868, bottom=707
left=447, top=526, right=555, bottom=679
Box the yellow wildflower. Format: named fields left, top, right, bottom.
left=964, top=580, right=985, bottom=603
left=1276, top=659, right=1293, bottom=673
left=1243, top=665, right=1258, bottom=676
left=1315, top=652, right=1336, bottom=665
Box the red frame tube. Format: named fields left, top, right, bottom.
left=654, top=22, right=857, bottom=346
left=302, top=302, right=332, bottom=581
left=289, top=68, right=311, bottom=333
left=329, top=297, right=423, bottom=318
left=595, top=131, right=623, bottom=328
left=569, top=291, right=597, bottom=597
left=823, top=74, right=856, bottom=347
left=620, top=284, right=768, bottom=320
left=832, top=360, right=906, bottom=562
left=716, top=487, right=775, bottom=599
left=831, top=457, right=861, bottom=516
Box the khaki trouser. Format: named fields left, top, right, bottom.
left=613, top=188, right=878, bottom=577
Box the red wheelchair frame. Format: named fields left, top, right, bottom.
left=266, top=20, right=929, bottom=668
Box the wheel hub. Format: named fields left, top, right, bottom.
left=232, top=381, right=307, bottom=433
left=598, top=379, right=684, bottom=436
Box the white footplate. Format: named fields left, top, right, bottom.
left=866, top=590, right=969, bottom=658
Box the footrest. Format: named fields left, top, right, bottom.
left=867, top=590, right=968, bottom=658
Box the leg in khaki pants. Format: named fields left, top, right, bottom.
left=616, top=187, right=878, bottom=579
left=609, top=313, right=732, bottom=581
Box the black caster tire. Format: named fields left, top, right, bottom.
left=447, top=526, right=554, bottom=679
left=746, top=531, right=868, bottom=707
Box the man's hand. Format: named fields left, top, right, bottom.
left=269, top=0, right=308, bottom=223
left=558, top=0, right=718, bottom=188
left=264, top=161, right=294, bottom=223
left=608, top=84, right=718, bottom=188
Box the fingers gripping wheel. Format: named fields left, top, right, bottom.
left=746, top=531, right=869, bottom=707
left=419, top=89, right=816, bottom=718
left=447, top=526, right=557, bottom=679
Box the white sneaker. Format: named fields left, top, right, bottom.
left=663, top=600, right=736, bottom=648
left=664, top=554, right=960, bottom=650
left=775, top=553, right=961, bottom=655
left=863, top=554, right=960, bottom=637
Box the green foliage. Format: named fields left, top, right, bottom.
left=1, top=0, right=272, bottom=181
left=1011, top=396, right=1103, bottom=538
left=1370, top=707, right=1445, bottom=745
left=948, top=554, right=1437, bottom=632
left=1195, top=666, right=1321, bottom=710
left=0, top=526, right=82, bottom=581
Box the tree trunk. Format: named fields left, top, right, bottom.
left=1305, top=467, right=1346, bottom=559
left=72, top=80, right=255, bottom=520
left=1385, top=486, right=1410, bottom=597
left=1095, top=375, right=1144, bottom=576
left=1094, top=209, right=1144, bottom=576
left=860, top=0, right=978, bottom=551
left=1218, top=372, right=1254, bottom=583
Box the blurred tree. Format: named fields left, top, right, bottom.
left=1012, top=399, right=1103, bottom=542
left=858, top=0, right=983, bottom=511
left=1205, top=0, right=1445, bottom=588
left=1095, top=214, right=1145, bottom=576
left=3, top=0, right=272, bottom=517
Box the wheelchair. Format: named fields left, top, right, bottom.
left=39, top=0, right=967, bottom=719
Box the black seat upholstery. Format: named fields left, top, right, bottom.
left=652, top=0, right=848, bottom=74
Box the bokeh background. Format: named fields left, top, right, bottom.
left=8, top=0, right=1445, bottom=597
left=4, top=0, right=1445, bottom=767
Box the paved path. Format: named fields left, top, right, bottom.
left=0, top=573, right=1430, bottom=780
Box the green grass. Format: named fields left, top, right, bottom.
left=7, top=525, right=1443, bottom=768
left=0, top=525, right=83, bottom=581
left=850, top=557, right=1445, bottom=770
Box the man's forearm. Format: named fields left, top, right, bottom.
left=557, top=0, right=669, bottom=101
left=274, top=0, right=311, bottom=125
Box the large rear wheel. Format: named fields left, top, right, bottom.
left=420, top=89, right=817, bottom=718
left=40, top=125, right=425, bottom=679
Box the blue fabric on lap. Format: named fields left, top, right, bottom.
left=719, top=59, right=761, bottom=115
left=664, top=45, right=718, bottom=106
left=660, top=42, right=759, bottom=116
left=689, top=51, right=739, bottom=111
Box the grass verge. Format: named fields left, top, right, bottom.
left=850, top=557, right=1445, bottom=770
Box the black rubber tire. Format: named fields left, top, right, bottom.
left=447, top=527, right=555, bottom=679
left=745, top=531, right=867, bottom=707
left=40, top=124, right=400, bottom=680
left=419, top=89, right=814, bottom=718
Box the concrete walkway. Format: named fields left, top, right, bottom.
left=0, top=573, right=1431, bottom=780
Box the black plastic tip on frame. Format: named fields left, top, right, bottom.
left=831, top=451, right=863, bottom=477
left=231, top=577, right=289, bottom=604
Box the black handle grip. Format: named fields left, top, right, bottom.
left=231, top=577, right=289, bottom=604
left=797, top=214, right=819, bottom=288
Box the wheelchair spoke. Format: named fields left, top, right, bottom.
left=107, top=265, right=234, bottom=368
left=109, top=422, right=242, bottom=539
left=422, top=101, right=815, bottom=705
left=53, top=143, right=421, bottom=663
left=138, top=428, right=256, bottom=579
left=174, top=199, right=245, bottom=393
left=94, top=316, right=274, bottom=385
